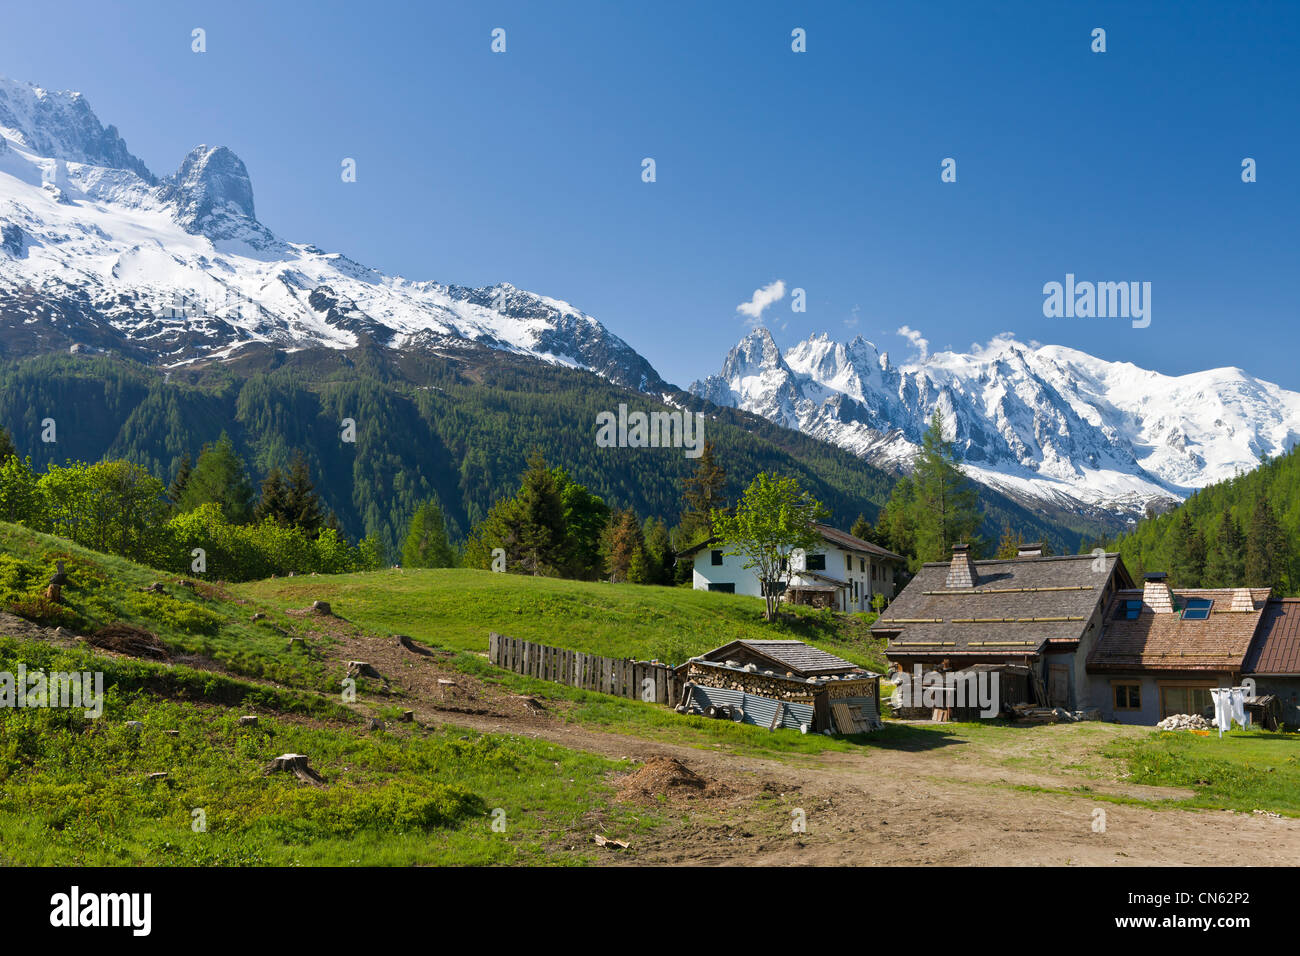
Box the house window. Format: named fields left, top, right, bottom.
left=707, top=582, right=735, bottom=593
left=846, top=554, right=853, bottom=571
left=1159, top=684, right=1214, bottom=719
left=859, top=558, right=865, bottom=573
left=805, top=553, right=826, bottom=572
left=1113, top=683, right=1141, bottom=711
left=710, top=550, right=723, bottom=566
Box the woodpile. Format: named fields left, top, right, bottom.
left=87, top=624, right=170, bottom=660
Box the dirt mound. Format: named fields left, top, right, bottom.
left=616, top=756, right=731, bottom=805
left=87, top=624, right=171, bottom=660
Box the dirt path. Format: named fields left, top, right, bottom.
left=309, top=615, right=1300, bottom=867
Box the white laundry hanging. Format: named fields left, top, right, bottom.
left=1210, top=688, right=1233, bottom=738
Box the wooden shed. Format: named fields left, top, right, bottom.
left=675, top=639, right=882, bottom=734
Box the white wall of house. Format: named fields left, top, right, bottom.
left=693, top=541, right=898, bottom=608
left=1089, top=674, right=1235, bottom=725
left=691, top=548, right=765, bottom=597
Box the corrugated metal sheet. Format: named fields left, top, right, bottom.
left=685, top=685, right=815, bottom=732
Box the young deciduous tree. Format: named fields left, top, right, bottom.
left=712, top=472, right=829, bottom=622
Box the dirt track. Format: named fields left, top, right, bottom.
left=314, top=615, right=1300, bottom=866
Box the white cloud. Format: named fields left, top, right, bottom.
left=737, top=280, right=786, bottom=324
left=896, top=325, right=929, bottom=361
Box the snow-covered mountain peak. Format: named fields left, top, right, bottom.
left=0, top=75, right=153, bottom=183
left=0, top=73, right=667, bottom=392
left=692, top=329, right=1300, bottom=522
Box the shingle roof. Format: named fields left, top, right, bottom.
left=1245, top=599, right=1300, bottom=676
left=813, top=524, right=905, bottom=562
left=701, top=639, right=860, bottom=676
left=1088, top=587, right=1271, bottom=673
left=873, top=553, right=1128, bottom=657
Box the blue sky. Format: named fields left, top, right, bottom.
left=1, top=0, right=1296, bottom=388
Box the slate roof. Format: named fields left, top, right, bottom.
left=873, top=553, right=1129, bottom=657
left=699, top=639, right=861, bottom=676
left=1088, top=587, right=1272, bottom=673
left=1245, top=599, right=1300, bottom=676
left=812, top=524, right=905, bottom=562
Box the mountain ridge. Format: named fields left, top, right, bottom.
left=690, top=327, right=1300, bottom=523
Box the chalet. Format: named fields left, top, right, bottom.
left=1241, top=598, right=1300, bottom=727
left=685, top=523, right=905, bottom=612
left=676, top=639, right=882, bottom=734
left=872, top=543, right=1133, bottom=711
left=1086, top=575, right=1272, bottom=724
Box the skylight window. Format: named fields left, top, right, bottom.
left=1123, top=599, right=1142, bottom=620
left=1181, top=598, right=1213, bottom=621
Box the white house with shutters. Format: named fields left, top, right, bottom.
left=684, top=523, right=905, bottom=612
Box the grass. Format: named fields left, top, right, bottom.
left=1103, top=728, right=1300, bottom=817
left=0, top=635, right=656, bottom=865
left=0, top=522, right=332, bottom=692
left=236, top=566, right=890, bottom=669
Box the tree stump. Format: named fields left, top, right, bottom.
left=366, top=717, right=385, bottom=731
left=125, top=720, right=144, bottom=731
left=251, top=612, right=267, bottom=623
left=399, top=710, right=415, bottom=723
left=286, top=637, right=305, bottom=651
left=309, top=600, right=331, bottom=615
left=397, top=635, right=433, bottom=656
left=238, top=715, right=259, bottom=727
left=265, top=753, right=325, bottom=786
left=345, top=661, right=380, bottom=680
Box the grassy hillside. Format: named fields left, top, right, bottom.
left=236, top=567, right=890, bottom=670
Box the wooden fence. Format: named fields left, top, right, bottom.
left=488, top=632, right=682, bottom=706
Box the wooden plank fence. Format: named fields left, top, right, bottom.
left=488, top=632, right=681, bottom=706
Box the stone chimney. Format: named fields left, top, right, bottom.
left=1229, top=588, right=1256, bottom=612
left=946, top=543, right=976, bottom=589
left=1017, top=542, right=1044, bottom=558
left=1142, top=572, right=1175, bottom=613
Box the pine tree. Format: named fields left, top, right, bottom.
left=177, top=433, right=254, bottom=523
left=253, top=468, right=290, bottom=524
left=168, top=454, right=192, bottom=505
left=283, top=451, right=323, bottom=535
left=642, top=515, right=672, bottom=585
left=1167, top=510, right=1206, bottom=587
left=511, top=452, right=567, bottom=575
left=1205, top=510, right=1245, bottom=587
left=601, top=508, right=648, bottom=583
left=912, top=409, right=982, bottom=562
left=850, top=513, right=873, bottom=542
left=0, top=426, right=17, bottom=462
left=995, top=523, right=1024, bottom=558
left=401, top=500, right=455, bottom=568
left=1246, top=497, right=1286, bottom=591
left=681, top=440, right=727, bottom=542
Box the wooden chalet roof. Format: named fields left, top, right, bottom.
left=1245, top=599, right=1300, bottom=676
left=699, top=639, right=861, bottom=676
left=1087, top=588, right=1271, bottom=673
left=873, top=553, right=1129, bottom=657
